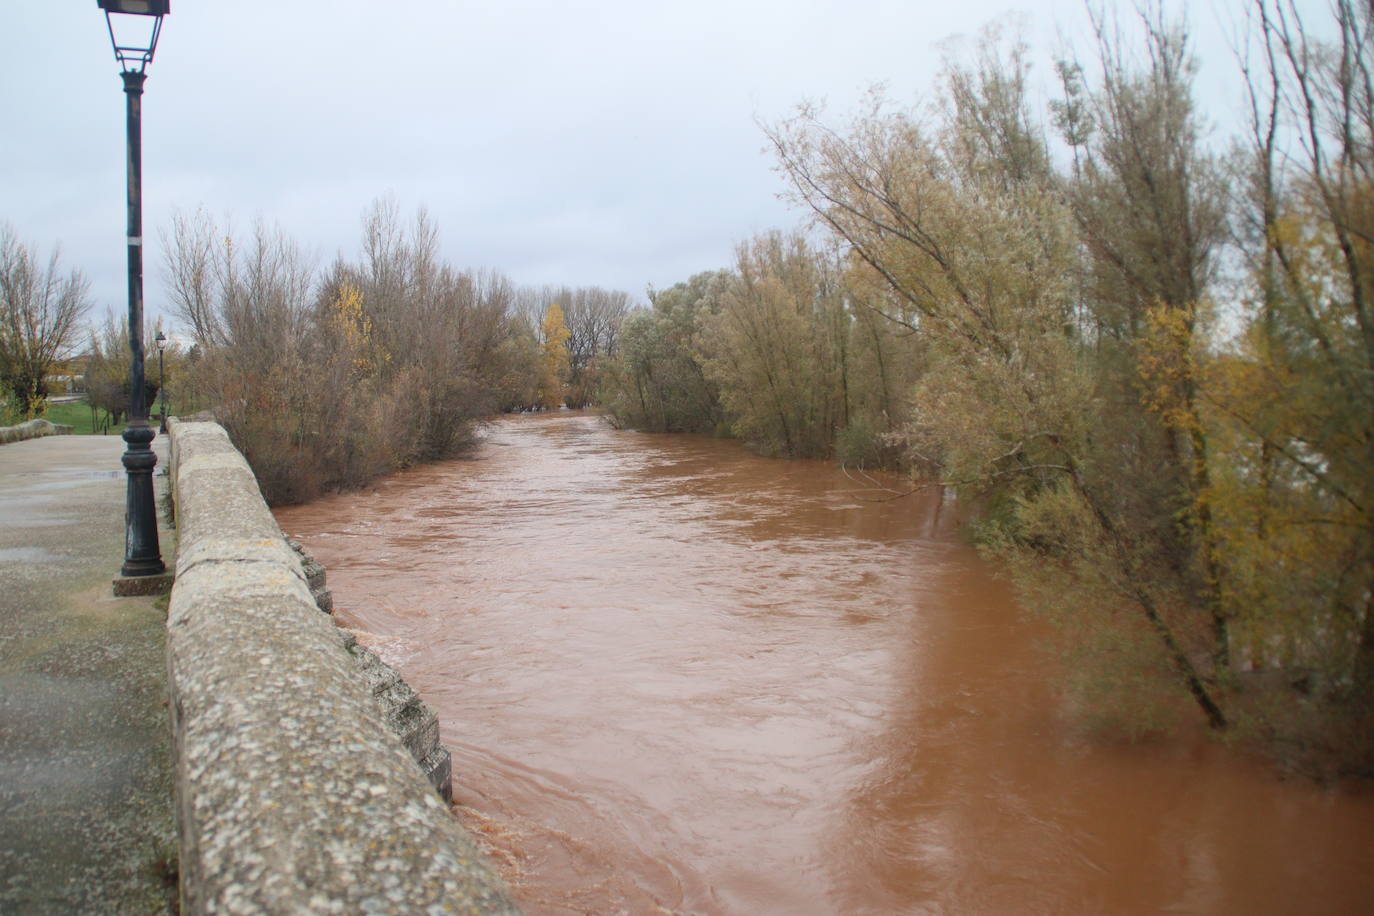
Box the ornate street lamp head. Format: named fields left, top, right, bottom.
left=97, top=1, right=170, bottom=74
left=155, top=330, right=168, bottom=352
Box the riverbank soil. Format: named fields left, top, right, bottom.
left=0, top=435, right=176, bottom=914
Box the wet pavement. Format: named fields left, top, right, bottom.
left=0, top=434, right=176, bottom=914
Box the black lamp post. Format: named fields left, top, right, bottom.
left=155, top=329, right=168, bottom=432
left=100, top=0, right=168, bottom=580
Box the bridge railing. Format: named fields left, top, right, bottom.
left=165, top=418, right=518, bottom=915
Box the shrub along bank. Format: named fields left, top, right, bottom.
left=165, top=202, right=631, bottom=506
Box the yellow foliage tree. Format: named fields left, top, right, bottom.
left=327, top=280, right=386, bottom=382
left=536, top=303, right=571, bottom=409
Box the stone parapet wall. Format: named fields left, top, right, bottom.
left=165, top=419, right=518, bottom=915
left=0, top=418, right=74, bottom=445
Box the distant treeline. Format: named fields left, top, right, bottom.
left=599, top=1, right=1374, bottom=773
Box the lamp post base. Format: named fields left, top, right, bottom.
left=113, top=571, right=174, bottom=597
left=120, top=421, right=164, bottom=578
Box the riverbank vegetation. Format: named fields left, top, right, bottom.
left=601, top=1, right=1374, bottom=773
left=603, top=237, right=918, bottom=467
left=163, top=200, right=630, bottom=504
left=18, top=0, right=1363, bottom=773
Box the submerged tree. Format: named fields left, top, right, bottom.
left=767, top=21, right=1231, bottom=730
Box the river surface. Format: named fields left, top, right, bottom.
left=275, top=412, right=1374, bottom=915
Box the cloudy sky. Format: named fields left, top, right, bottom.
left=4, top=1, right=1294, bottom=326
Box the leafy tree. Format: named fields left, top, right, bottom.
left=602, top=272, right=728, bottom=433
left=837, top=264, right=926, bottom=468
left=603, top=245, right=918, bottom=466
left=85, top=311, right=132, bottom=428
left=698, top=232, right=849, bottom=458
left=1056, top=6, right=1231, bottom=676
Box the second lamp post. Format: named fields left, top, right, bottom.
left=155, top=329, right=168, bottom=432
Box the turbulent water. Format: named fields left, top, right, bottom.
left=275, top=412, right=1374, bottom=915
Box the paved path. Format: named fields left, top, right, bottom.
left=0, top=434, right=176, bottom=914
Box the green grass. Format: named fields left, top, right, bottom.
left=40, top=399, right=128, bottom=436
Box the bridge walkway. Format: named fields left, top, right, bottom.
left=0, top=433, right=176, bottom=914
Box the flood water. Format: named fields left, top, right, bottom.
left=275, top=412, right=1374, bottom=915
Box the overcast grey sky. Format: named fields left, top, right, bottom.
left=3, top=1, right=1301, bottom=326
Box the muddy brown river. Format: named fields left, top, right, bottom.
left=275, top=412, right=1374, bottom=915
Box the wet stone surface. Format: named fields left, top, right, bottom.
left=0, top=434, right=177, bottom=915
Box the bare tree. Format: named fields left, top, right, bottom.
left=559, top=286, right=632, bottom=407
left=164, top=208, right=225, bottom=347
left=0, top=223, right=91, bottom=415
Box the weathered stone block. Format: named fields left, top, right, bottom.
left=286, top=539, right=328, bottom=591
left=286, top=539, right=334, bottom=615
left=347, top=639, right=452, bottom=800
left=420, top=745, right=455, bottom=804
